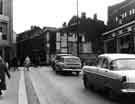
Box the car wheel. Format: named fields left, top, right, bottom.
left=108, top=89, right=119, bottom=101
left=83, top=75, right=89, bottom=89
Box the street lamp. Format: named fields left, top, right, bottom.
left=76, top=0, right=79, bottom=56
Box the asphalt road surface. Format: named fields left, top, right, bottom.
left=25, top=66, right=128, bottom=104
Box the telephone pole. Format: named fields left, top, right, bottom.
left=77, top=0, right=79, bottom=56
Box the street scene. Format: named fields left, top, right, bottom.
left=1, top=66, right=135, bottom=104
left=1, top=0, right=135, bottom=104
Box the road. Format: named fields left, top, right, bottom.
left=26, top=66, right=121, bottom=104
left=0, top=66, right=134, bottom=104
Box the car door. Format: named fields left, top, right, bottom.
left=89, top=57, right=104, bottom=87
left=97, top=58, right=110, bottom=89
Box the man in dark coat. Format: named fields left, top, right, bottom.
left=0, top=57, right=11, bottom=95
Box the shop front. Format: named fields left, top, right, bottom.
left=103, top=21, right=135, bottom=54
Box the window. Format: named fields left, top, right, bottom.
left=0, top=27, right=2, bottom=32
left=0, top=0, right=3, bottom=14
left=124, top=12, right=127, bottom=17
left=97, top=58, right=103, bottom=67
left=2, top=34, right=7, bottom=40
left=115, top=17, right=118, bottom=22
left=102, top=58, right=109, bottom=69
left=129, top=10, right=132, bottom=15
left=132, top=9, right=135, bottom=14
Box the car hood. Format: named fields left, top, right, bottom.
left=113, top=70, right=135, bottom=83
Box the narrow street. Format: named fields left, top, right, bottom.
left=26, top=66, right=119, bottom=104
left=1, top=66, right=135, bottom=104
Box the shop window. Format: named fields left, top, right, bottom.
left=2, top=34, right=7, bottom=40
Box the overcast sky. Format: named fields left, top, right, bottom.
left=13, top=0, right=124, bottom=33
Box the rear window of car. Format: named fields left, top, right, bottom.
left=64, top=58, right=81, bottom=64
left=111, top=58, right=135, bottom=70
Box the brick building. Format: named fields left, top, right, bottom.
left=103, top=0, right=135, bottom=53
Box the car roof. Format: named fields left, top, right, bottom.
left=99, top=53, right=135, bottom=61
left=62, top=55, right=80, bottom=59
left=56, top=54, right=72, bottom=56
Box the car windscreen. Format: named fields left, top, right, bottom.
left=64, top=58, right=81, bottom=64
left=112, top=58, right=135, bottom=70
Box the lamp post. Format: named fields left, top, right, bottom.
left=76, top=0, right=79, bottom=56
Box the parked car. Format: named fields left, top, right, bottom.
left=83, top=53, right=135, bottom=99
left=54, top=55, right=82, bottom=75
left=51, top=54, right=72, bottom=70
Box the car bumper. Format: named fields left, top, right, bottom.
left=62, top=68, right=81, bottom=72
left=121, top=89, right=135, bottom=93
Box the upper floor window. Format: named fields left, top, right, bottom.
left=0, top=0, right=3, bottom=14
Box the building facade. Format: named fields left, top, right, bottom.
left=0, top=0, right=13, bottom=61
left=103, top=0, right=135, bottom=53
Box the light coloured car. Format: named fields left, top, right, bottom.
left=83, top=53, right=135, bottom=99
left=54, top=55, right=82, bottom=75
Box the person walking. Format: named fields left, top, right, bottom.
left=0, top=56, right=11, bottom=95
left=12, top=57, right=18, bottom=71
left=24, top=56, right=31, bottom=71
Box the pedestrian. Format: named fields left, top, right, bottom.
left=24, top=56, right=31, bottom=71
left=12, top=57, right=18, bottom=71
left=0, top=56, right=11, bottom=95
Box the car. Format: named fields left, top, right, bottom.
left=54, top=55, right=82, bottom=75
left=83, top=53, right=135, bottom=99
left=51, top=54, right=72, bottom=70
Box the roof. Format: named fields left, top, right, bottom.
left=99, top=53, right=135, bottom=62
left=56, top=54, right=72, bottom=56
left=62, top=55, right=80, bottom=59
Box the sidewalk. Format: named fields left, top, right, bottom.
left=0, top=70, right=20, bottom=104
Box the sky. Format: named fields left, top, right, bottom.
left=13, top=0, right=125, bottom=33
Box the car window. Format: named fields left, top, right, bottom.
left=111, top=59, right=135, bottom=70
left=55, top=56, right=61, bottom=60
left=101, top=58, right=109, bottom=69
left=59, top=57, right=64, bottom=62
left=97, top=57, right=103, bottom=67
left=64, top=58, right=81, bottom=64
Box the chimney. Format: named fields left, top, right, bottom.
left=81, top=12, right=86, bottom=19
left=93, top=13, right=97, bottom=21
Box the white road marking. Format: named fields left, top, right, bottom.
left=18, top=70, right=28, bottom=104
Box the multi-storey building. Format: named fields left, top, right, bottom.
left=103, top=0, right=135, bottom=53
left=0, top=0, right=13, bottom=61
left=17, top=26, right=45, bottom=65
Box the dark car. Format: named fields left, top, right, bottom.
left=51, top=54, right=72, bottom=70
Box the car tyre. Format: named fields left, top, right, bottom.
left=108, top=89, right=119, bottom=101
left=83, top=75, right=89, bottom=89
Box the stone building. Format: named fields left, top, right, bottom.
left=102, top=0, right=135, bottom=53
left=0, top=0, right=13, bottom=61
